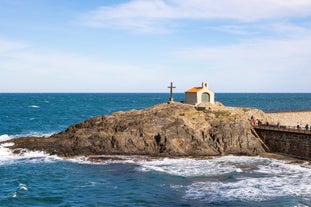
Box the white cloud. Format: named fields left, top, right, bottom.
left=80, top=0, right=311, bottom=32
left=1, top=35, right=310, bottom=92
left=80, top=0, right=174, bottom=33
left=174, top=36, right=311, bottom=92
left=176, top=37, right=311, bottom=67
left=0, top=39, right=170, bottom=92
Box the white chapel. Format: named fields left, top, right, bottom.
left=185, top=82, right=215, bottom=105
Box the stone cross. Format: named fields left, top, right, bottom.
left=168, top=82, right=176, bottom=102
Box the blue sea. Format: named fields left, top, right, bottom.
left=1, top=93, right=311, bottom=207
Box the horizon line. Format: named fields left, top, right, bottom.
left=1, top=92, right=311, bottom=94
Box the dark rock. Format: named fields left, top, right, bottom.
left=4, top=102, right=268, bottom=157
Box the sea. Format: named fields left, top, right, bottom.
left=1, top=93, right=311, bottom=207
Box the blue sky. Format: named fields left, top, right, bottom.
left=1, top=0, right=311, bottom=92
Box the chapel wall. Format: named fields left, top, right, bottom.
left=185, top=93, right=198, bottom=105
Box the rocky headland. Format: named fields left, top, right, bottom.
left=2, top=102, right=273, bottom=158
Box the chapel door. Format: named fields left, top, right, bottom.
left=201, top=93, right=210, bottom=103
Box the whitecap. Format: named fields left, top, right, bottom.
left=28, top=105, right=40, bottom=108
left=11, top=183, right=29, bottom=199
left=19, top=183, right=28, bottom=191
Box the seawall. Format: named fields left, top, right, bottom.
left=254, top=126, right=311, bottom=160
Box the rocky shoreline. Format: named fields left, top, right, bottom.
left=84, top=153, right=310, bottom=164
left=3, top=102, right=310, bottom=161
left=3, top=102, right=271, bottom=158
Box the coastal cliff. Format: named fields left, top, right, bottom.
left=6, top=102, right=269, bottom=157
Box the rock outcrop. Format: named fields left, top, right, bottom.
left=5, top=102, right=269, bottom=157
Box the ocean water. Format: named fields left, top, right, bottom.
left=1, top=93, right=311, bottom=207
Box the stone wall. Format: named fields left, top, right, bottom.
left=255, top=127, right=311, bottom=159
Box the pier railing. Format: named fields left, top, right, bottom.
left=253, top=124, right=311, bottom=134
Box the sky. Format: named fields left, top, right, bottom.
left=1, top=0, right=311, bottom=93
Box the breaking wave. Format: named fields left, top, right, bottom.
left=0, top=141, right=310, bottom=205
left=0, top=142, right=62, bottom=166
left=137, top=156, right=311, bottom=203
left=0, top=134, right=11, bottom=142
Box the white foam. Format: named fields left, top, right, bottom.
left=135, top=156, right=311, bottom=202
left=19, top=183, right=28, bottom=191
left=1, top=142, right=14, bottom=147
left=1, top=132, right=56, bottom=140
left=138, top=157, right=236, bottom=177
left=11, top=183, right=28, bottom=198
left=67, top=155, right=149, bottom=165
left=1, top=143, right=309, bottom=203
left=185, top=170, right=311, bottom=202
left=0, top=134, right=12, bottom=142
left=137, top=156, right=267, bottom=177
left=0, top=142, right=62, bottom=165
left=0, top=142, right=15, bottom=160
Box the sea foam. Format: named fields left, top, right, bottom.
left=67, top=155, right=150, bottom=165
left=137, top=156, right=269, bottom=177
left=0, top=134, right=12, bottom=142
left=136, top=156, right=311, bottom=203
left=0, top=142, right=62, bottom=165
left=0, top=132, right=56, bottom=140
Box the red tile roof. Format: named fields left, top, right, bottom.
left=185, top=87, right=203, bottom=93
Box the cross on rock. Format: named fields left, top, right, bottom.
left=168, top=82, right=176, bottom=103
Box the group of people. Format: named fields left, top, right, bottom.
left=250, top=115, right=311, bottom=130
left=250, top=116, right=264, bottom=126
left=297, top=123, right=311, bottom=130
